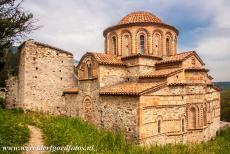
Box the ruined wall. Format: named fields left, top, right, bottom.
left=5, top=77, right=18, bottom=108
left=18, top=41, right=76, bottom=115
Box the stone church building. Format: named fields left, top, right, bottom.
left=6, top=11, right=221, bottom=145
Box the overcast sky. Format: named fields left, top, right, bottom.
left=22, top=0, right=230, bottom=81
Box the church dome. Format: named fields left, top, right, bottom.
left=118, top=11, right=162, bottom=25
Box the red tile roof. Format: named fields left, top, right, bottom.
left=121, top=53, right=162, bottom=60
left=118, top=11, right=162, bottom=25
left=156, top=51, right=204, bottom=65
left=100, top=82, right=166, bottom=95
left=88, top=52, right=126, bottom=66
left=63, top=87, right=79, bottom=94
left=140, top=68, right=183, bottom=78
left=184, top=67, right=209, bottom=72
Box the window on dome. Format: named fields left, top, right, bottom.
left=166, top=37, right=170, bottom=55
left=112, top=36, right=117, bottom=55
left=140, top=34, right=145, bottom=54
left=122, top=34, right=130, bottom=56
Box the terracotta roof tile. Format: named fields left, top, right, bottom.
left=184, top=67, right=209, bottom=72
left=140, top=68, right=183, bottom=78
left=118, top=11, right=162, bottom=25
left=100, top=82, right=166, bottom=95
left=121, top=53, right=162, bottom=60
left=63, top=87, right=79, bottom=94
left=156, top=51, right=194, bottom=65
left=88, top=52, right=125, bottom=66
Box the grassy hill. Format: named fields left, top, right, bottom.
left=0, top=106, right=230, bottom=154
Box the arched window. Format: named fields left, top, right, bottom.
left=112, top=36, right=117, bottom=55
left=190, top=107, right=197, bottom=129
left=122, top=34, right=130, bottom=56
left=140, top=34, right=145, bottom=54
left=182, top=119, right=185, bottom=132
left=87, top=63, right=92, bottom=78
left=153, top=32, right=162, bottom=56
left=166, top=37, right=170, bottom=55
left=157, top=120, right=161, bottom=133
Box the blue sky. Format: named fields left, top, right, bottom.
left=22, top=0, right=230, bottom=81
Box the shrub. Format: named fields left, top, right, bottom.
left=0, top=97, right=5, bottom=109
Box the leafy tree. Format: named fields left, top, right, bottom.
left=221, top=88, right=230, bottom=122
left=0, top=0, right=38, bottom=71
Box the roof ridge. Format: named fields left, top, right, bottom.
left=28, top=40, right=73, bottom=56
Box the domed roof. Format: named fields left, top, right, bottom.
left=118, top=11, right=162, bottom=25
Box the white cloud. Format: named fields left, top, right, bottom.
left=21, top=0, right=230, bottom=81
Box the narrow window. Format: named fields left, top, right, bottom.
left=87, top=63, right=92, bottom=78
left=190, top=107, right=196, bottom=129
left=112, top=36, right=117, bottom=55
left=158, top=120, right=161, bottom=133
left=140, top=34, right=145, bottom=54
left=166, top=37, right=170, bottom=55
left=182, top=119, right=185, bottom=132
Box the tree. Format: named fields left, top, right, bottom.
left=0, top=0, right=38, bottom=70
left=221, top=89, right=230, bottom=122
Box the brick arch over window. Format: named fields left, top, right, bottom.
left=121, top=30, right=132, bottom=56
left=165, top=32, right=173, bottom=56
left=187, top=105, right=199, bottom=129
left=83, top=96, right=93, bottom=122
left=135, top=28, right=149, bottom=54
left=108, top=32, right=118, bottom=55
left=152, top=29, right=163, bottom=56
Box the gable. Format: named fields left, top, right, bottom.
left=182, top=55, right=204, bottom=68
left=77, top=55, right=98, bottom=80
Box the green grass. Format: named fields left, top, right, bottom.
left=0, top=108, right=29, bottom=154
left=0, top=107, right=230, bottom=154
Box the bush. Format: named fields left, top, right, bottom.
left=0, top=97, right=5, bottom=109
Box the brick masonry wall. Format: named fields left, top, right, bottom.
left=138, top=85, right=220, bottom=145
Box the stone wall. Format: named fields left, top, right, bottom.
left=17, top=41, right=76, bottom=115
left=65, top=80, right=139, bottom=141
left=5, top=77, right=18, bottom=108
left=98, top=65, right=127, bottom=87
left=100, top=95, right=138, bottom=141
